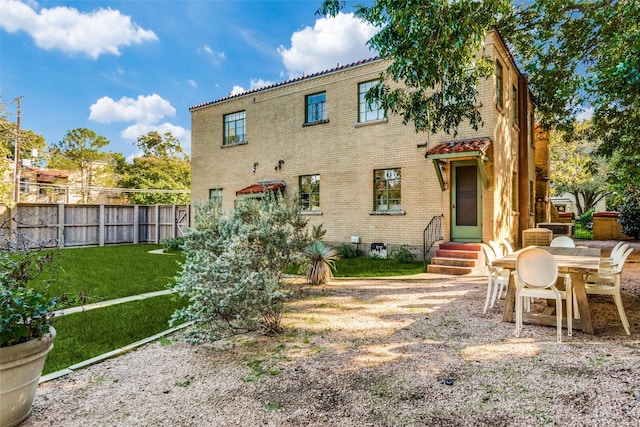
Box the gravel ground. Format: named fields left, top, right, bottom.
left=24, top=241, right=640, bottom=427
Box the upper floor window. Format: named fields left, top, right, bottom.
left=496, top=60, right=504, bottom=110
left=374, top=168, right=402, bottom=211
left=209, top=188, right=223, bottom=211
left=359, top=80, right=384, bottom=122
left=299, top=174, right=320, bottom=212
left=306, top=92, right=327, bottom=124
left=512, top=85, right=519, bottom=126
left=223, top=111, right=246, bottom=145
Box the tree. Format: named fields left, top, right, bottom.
left=618, top=186, right=640, bottom=240
left=549, top=122, right=610, bottom=216
left=118, top=131, right=191, bottom=204
left=118, top=156, right=190, bottom=204
left=48, top=128, right=112, bottom=203
left=135, top=130, right=187, bottom=160
left=170, top=194, right=311, bottom=343
left=319, top=1, right=639, bottom=145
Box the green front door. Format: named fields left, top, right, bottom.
left=451, top=162, right=482, bottom=242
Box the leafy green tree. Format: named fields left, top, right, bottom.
left=118, top=131, right=190, bottom=204
left=319, top=0, right=639, bottom=144
left=170, top=194, right=311, bottom=343
left=605, top=151, right=640, bottom=210
left=48, top=128, right=112, bottom=203
left=618, top=186, right=640, bottom=240
left=135, top=130, right=187, bottom=160
left=549, top=122, right=610, bottom=216
left=119, top=157, right=190, bottom=204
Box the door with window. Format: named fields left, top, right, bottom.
left=451, top=162, right=482, bottom=242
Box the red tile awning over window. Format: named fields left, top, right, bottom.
left=236, top=181, right=286, bottom=196
left=425, top=137, right=492, bottom=158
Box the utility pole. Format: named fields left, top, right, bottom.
left=13, top=96, right=23, bottom=204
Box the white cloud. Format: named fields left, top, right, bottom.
left=89, top=94, right=175, bottom=124
left=278, top=12, right=378, bottom=78
left=121, top=122, right=191, bottom=156
left=187, top=79, right=197, bottom=88
left=0, top=0, right=157, bottom=59
left=250, top=78, right=275, bottom=90
left=229, top=85, right=246, bottom=96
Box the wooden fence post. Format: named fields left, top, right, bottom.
left=99, top=204, right=105, bottom=247
left=154, top=205, right=160, bottom=244
left=57, top=203, right=65, bottom=248
left=133, top=205, right=139, bottom=244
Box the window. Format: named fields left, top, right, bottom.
left=305, top=92, right=327, bottom=124
left=19, top=177, right=30, bottom=193
left=209, top=188, right=223, bottom=211
left=374, top=168, right=401, bottom=211
left=359, top=80, right=384, bottom=122
left=299, top=174, right=320, bottom=211
left=512, top=85, right=519, bottom=126
left=496, top=60, right=504, bottom=110
left=223, top=111, right=245, bottom=145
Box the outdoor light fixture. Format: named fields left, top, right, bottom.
left=253, top=162, right=259, bottom=173
left=275, top=160, right=284, bottom=170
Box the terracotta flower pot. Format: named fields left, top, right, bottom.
left=0, top=327, right=56, bottom=427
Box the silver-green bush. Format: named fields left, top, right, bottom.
left=170, top=194, right=311, bottom=342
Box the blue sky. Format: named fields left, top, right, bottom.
left=1, top=0, right=378, bottom=160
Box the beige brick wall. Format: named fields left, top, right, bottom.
left=191, top=31, right=532, bottom=253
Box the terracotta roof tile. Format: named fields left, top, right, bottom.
left=236, top=181, right=286, bottom=195
left=425, top=137, right=492, bottom=157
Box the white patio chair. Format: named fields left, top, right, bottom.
left=489, top=240, right=505, bottom=258
left=480, top=243, right=511, bottom=313
left=500, top=238, right=514, bottom=255
left=514, top=247, right=573, bottom=342
left=550, top=236, right=576, bottom=248
left=584, top=247, right=634, bottom=335
left=600, top=242, right=629, bottom=266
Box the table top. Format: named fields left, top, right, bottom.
left=492, top=246, right=601, bottom=274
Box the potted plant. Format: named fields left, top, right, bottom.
left=0, top=226, right=61, bottom=427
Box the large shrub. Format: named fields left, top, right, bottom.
left=170, top=194, right=311, bottom=342
left=619, top=187, right=640, bottom=240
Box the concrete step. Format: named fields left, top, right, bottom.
left=431, top=257, right=480, bottom=268
left=427, top=264, right=476, bottom=275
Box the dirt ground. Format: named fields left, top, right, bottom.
left=24, top=241, right=640, bottom=427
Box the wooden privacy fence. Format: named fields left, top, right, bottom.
left=0, top=203, right=190, bottom=248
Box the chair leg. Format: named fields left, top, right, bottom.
left=515, top=293, right=522, bottom=337
left=572, top=293, right=581, bottom=319
left=483, top=277, right=493, bottom=314
left=565, top=277, right=572, bottom=337
left=612, top=293, right=631, bottom=335
left=555, top=296, right=562, bottom=343
left=490, top=276, right=501, bottom=308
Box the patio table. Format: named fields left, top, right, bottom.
left=493, top=246, right=601, bottom=334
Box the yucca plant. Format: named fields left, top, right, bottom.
left=303, top=242, right=338, bottom=286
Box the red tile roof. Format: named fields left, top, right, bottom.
left=425, top=137, right=492, bottom=157
left=236, top=181, right=286, bottom=195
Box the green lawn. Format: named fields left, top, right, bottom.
left=41, top=244, right=184, bottom=305
left=286, top=256, right=427, bottom=277
left=38, top=245, right=424, bottom=375
left=43, top=293, right=187, bottom=375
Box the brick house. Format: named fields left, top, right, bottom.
left=190, top=30, right=550, bottom=267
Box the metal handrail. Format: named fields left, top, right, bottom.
left=423, top=214, right=444, bottom=266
